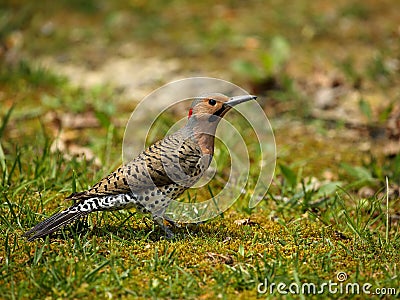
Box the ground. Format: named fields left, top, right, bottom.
left=0, top=0, right=399, bottom=299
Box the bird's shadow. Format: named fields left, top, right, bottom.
left=44, top=219, right=175, bottom=242
left=40, top=217, right=246, bottom=243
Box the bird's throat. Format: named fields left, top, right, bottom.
left=185, top=115, right=219, bottom=155
left=195, top=132, right=215, bottom=155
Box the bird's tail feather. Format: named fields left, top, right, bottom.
left=24, top=194, right=135, bottom=241
left=23, top=204, right=90, bottom=241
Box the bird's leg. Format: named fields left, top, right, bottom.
left=153, top=216, right=174, bottom=239
left=163, top=215, right=180, bottom=227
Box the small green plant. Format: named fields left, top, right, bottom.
left=358, top=98, right=372, bottom=121
left=0, top=60, right=66, bottom=88
left=231, top=35, right=291, bottom=83
left=366, top=53, right=393, bottom=84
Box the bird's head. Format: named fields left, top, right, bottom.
left=187, top=93, right=257, bottom=124
left=184, top=93, right=256, bottom=154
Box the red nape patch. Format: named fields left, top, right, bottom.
left=188, top=108, right=193, bottom=119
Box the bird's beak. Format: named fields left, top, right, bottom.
left=225, top=95, right=257, bottom=107
left=209, top=94, right=257, bottom=122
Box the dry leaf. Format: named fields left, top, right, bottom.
left=46, top=111, right=102, bottom=167
left=51, top=135, right=102, bottom=167
left=206, top=252, right=233, bottom=265
left=234, top=218, right=257, bottom=226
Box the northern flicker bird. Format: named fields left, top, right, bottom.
left=24, top=93, right=257, bottom=241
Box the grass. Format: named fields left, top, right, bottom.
left=1, top=0, right=400, bottom=299
left=1, top=94, right=399, bottom=299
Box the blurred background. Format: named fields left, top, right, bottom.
left=1, top=0, right=399, bottom=191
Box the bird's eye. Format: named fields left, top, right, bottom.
left=208, top=99, right=217, bottom=106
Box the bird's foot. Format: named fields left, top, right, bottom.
left=163, top=216, right=183, bottom=228
left=153, top=216, right=175, bottom=239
